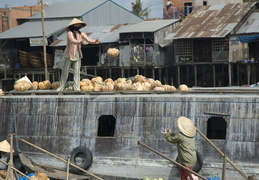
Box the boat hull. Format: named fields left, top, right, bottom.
left=0, top=88, right=259, bottom=179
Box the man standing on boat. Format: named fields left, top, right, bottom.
left=162, top=116, right=197, bottom=180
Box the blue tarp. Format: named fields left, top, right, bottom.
left=18, top=173, right=36, bottom=180
left=238, top=35, right=259, bottom=43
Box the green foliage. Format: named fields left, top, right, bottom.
left=131, top=0, right=150, bottom=18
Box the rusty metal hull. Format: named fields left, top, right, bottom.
left=0, top=87, right=259, bottom=179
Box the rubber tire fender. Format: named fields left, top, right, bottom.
left=176, top=150, right=203, bottom=173
left=69, top=146, right=93, bottom=172
left=6, top=152, right=26, bottom=173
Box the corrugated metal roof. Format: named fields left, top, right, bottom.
left=50, top=24, right=133, bottom=47
left=170, top=2, right=257, bottom=39
left=236, top=11, right=259, bottom=34
left=119, top=19, right=180, bottom=33
left=25, top=0, right=107, bottom=19
left=0, top=20, right=71, bottom=39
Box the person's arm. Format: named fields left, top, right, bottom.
left=81, top=32, right=100, bottom=44
left=164, top=131, right=179, bottom=144
left=67, top=31, right=82, bottom=44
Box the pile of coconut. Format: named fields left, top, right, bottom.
left=13, top=75, right=189, bottom=92
left=0, top=89, right=4, bottom=96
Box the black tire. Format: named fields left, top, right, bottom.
left=6, top=153, right=26, bottom=173
left=176, top=150, right=203, bottom=173
left=69, top=146, right=93, bottom=172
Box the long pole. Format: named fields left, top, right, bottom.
left=41, top=0, right=49, bottom=80
left=18, top=138, right=103, bottom=180
left=196, top=128, right=248, bottom=180
left=6, top=133, right=15, bottom=180
left=137, top=141, right=207, bottom=180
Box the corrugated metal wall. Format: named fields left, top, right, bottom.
left=82, top=1, right=143, bottom=26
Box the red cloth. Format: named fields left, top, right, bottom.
left=180, top=166, right=193, bottom=180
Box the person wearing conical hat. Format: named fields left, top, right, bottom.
left=56, top=18, right=100, bottom=91
left=0, top=140, right=13, bottom=158
left=162, top=116, right=197, bottom=180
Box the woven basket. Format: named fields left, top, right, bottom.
left=19, top=50, right=31, bottom=68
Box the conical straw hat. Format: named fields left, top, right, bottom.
left=67, top=18, right=86, bottom=28
left=177, top=116, right=196, bottom=137
left=0, top=140, right=13, bottom=153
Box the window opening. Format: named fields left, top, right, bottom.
left=97, top=115, right=116, bottom=137
left=206, top=117, right=226, bottom=139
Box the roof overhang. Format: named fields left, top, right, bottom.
left=0, top=20, right=71, bottom=40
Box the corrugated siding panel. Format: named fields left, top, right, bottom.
left=27, top=0, right=106, bottom=19
left=237, top=11, right=259, bottom=34
left=0, top=20, right=71, bottom=39
left=170, top=2, right=256, bottom=39
left=120, top=19, right=180, bottom=33
left=83, top=1, right=143, bottom=26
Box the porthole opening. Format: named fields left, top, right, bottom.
left=206, top=117, right=226, bottom=140
left=97, top=115, right=116, bottom=137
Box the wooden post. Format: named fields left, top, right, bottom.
left=187, top=65, right=189, bottom=85
left=66, top=155, right=70, bottom=180
left=41, top=0, right=49, bottom=80
left=228, top=63, right=232, bottom=86
left=213, top=64, right=216, bottom=87
left=194, top=65, right=197, bottom=86
left=247, top=64, right=251, bottom=85
left=237, top=64, right=240, bottom=86
left=222, top=154, right=226, bottom=180
left=177, top=65, right=181, bottom=86
left=6, top=133, right=15, bottom=180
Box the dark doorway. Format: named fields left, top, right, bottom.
left=97, top=115, right=116, bottom=137
left=193, top=39, right=212, bottom=62
left=207, top=117, right=227, bottom=139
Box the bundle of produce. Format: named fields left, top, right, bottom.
left=114, top=78, right=126, bottom=85
left=104, top=78, right=113, bottom=84
left=179, top=84, right=189, bottom=91
left=0, top=89, right=4, bottom=96
left=81, top=85, right=94, bottom=91
left=80, top=79, right=92, bottom=87
left=14, top=81, right=32, bottom=91
left=101, top=83, right=114, bottom=91
left=107, top=48, right=120, bottom=58
left=51, top=82, right=60, bottom=90
left=39, top=80, right=51, bottom=90
left=91, top=76, right=103, bottom=85
left=151, top=80, right=162, bottom=89
left=13, top=76, right=33, bottom=91
left=153, top=86, right=165, bottom=91
left=32, top=81, right=39, bottom=90
left=163, top=84, right=176, bottom=91
left=135, top=75, right=146, bottom=83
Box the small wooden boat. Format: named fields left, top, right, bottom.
left=19, top=153, right=89, bottom=180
